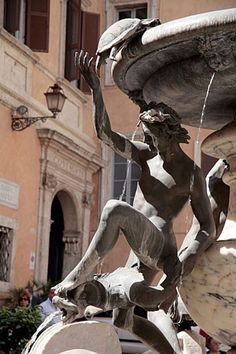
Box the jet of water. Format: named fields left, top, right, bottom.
left=196, top=71, right=216, bottom=148
left=119, top=122, right=141, bottom=202
left=190, top=71, right=216, bottom=193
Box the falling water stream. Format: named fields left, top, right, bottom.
left=184, top=71, right=216, bottom=249
left=180, top=70, right=216, bottom=286
left=119, top=123, right=141, bottom=201
left=190, top=71, right=216, bottom=191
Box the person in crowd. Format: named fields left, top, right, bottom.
left=25, top=287, right=41, bottom=307
left=39, top=289, right=62, bottom=324
left=206, top=337, right=226, bottom=354
left=18, top=290, right=30, bottom=308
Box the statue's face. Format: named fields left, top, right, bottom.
left=139, top=105, right=167, bottom=124
left=140, top=107, right=169, bottom=150
left=141, top=121, right=166, bottom=151
left=198, top=35, right=236, bottom=72
left=204, top=47, right=235, bottom=71
left=139, top=102, right=186, bottom=147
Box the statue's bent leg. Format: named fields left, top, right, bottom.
left=129, top=281, right=177, bottom=310
left=113, top=307, right=178, bottom=354
left=54, top=199, right=164, bottom=293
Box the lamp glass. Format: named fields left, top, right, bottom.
left=45, top=84, right=66, bottom=114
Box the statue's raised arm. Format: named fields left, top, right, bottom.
left=76, top=51, right=144, bottom=164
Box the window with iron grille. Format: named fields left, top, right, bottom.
left=0, top=226, right=12, bottom=282
left=113, top=152, right=140, bottom=205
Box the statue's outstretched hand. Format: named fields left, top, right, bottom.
left=75, top=51, right=100, bottom=91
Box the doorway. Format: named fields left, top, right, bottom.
left=47, top=195, right=65, bottom=283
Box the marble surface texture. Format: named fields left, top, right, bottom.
left=179, top=239, right=236, bottom=347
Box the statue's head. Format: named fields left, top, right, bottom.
left=198, top=33, right=236, bottom=71
left=140, top=102, right=190, bottom=145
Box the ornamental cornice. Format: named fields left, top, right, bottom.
left=37, top=128, right=104, bottom=171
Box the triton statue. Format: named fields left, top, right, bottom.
left=53, top=51, right=218, bottom=353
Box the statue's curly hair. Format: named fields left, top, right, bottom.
left=144, top=102, right=190, bottom=144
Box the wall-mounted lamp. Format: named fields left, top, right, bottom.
left=11, top=84, right=67, bottom=131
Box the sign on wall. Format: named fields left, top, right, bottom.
left=0, top=178, right=20, bottom=209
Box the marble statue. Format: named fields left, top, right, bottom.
left=106, top=8, right=236, bottom=353
left=52, top=156, right=229, bottom=351
left=54, top=51, right=217, bottom=354
left=51, top=8, right=236, bottom=354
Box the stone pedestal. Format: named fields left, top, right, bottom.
left=27, top=321, right=122, bottom=354
left=59, top=351, right=97, bottom=354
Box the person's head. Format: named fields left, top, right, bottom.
left=18, top=290, right=30, bottom=308
left=140, top=102, right=190, bottom=149
left=48, top=289, right=56, bottom=301
left=206, top=336, right=221, bottom=353
left=25, top=287, right=33, bottom=296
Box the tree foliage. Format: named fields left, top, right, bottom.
left=0, top=306, right=41, bottom=354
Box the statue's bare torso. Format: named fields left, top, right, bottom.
left=135, top=153, right=193, bottom=220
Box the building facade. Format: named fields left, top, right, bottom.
left=0, top=0, right=235, bottom=300
left=0, top=0, right=104, bottom=300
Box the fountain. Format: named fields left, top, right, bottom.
left=26, top=8, right=236, bottom=354
left=110, top=7, right=236, bottom=352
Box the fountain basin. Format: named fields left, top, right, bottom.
left=178, top=239, right=236, bottom=347
left=112, top=8, right=236, bottom=130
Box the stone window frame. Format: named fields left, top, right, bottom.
left=0, top=215, right=16, bottom=292
left=104, top=0, right=160, bottom=86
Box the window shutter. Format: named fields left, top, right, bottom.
left=79, top=11, right=100, bottom=93
left=65, top=0, right=82, bottom=81
left=26, top=0, right=50, bottom=52
left=4, top=0, right=21, bottom=34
